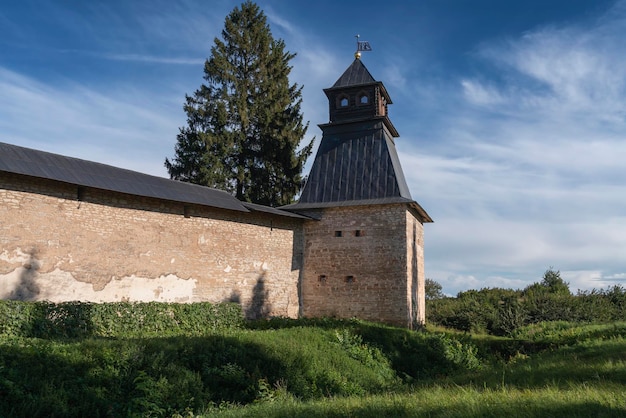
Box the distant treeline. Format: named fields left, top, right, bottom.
left=426, top=269, right=626, bottom=335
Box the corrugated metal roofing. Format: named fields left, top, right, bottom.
left=0, top=142, right=248, bottom=213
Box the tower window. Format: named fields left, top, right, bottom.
left=359, top=95, right=369, bottom=104
left=345, top=275, right=355, bottom=283
left=318, top=275, right=327, bottom=283
left=334, top=231, right=343, bottom=237
left=339, top=97, right=349, bottom=107
left=354, top=230, right=363, bottom=237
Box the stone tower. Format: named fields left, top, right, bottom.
left=283, top=56, right=432, bottom=328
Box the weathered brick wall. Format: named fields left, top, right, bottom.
left=0, top=172, right=302, bottom=318
left=300, top=204, right=425, bottom=328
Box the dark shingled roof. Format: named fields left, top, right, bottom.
left=284, top=121, right=411, bottom=206
left=282, top=59, right=432, bottom=223
left=0, top=142, right=304, bottom=218
left=332, top=58, right=376, bottom=87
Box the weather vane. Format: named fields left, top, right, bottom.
left=354, top=34, right=372, bottom=59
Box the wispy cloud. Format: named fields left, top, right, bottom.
left=0, top=66, right=179, bottom=176
left=3, top=0, right=624, bottom=296
left=405, top=1, right=626, bottom=294
left=98, top=53, right=205, bottom=65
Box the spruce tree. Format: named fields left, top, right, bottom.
left=165, top=1, right=313, bottom=207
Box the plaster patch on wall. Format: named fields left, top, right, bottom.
left=250, top=261, right=269, bottom=271
left=109, top=274, right=196, bottom=302
left=0, top=247, right=31, bottom=264
left=0, top=267, right=197, bottom=303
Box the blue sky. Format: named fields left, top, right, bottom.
left=2, top=0, right=625, bottom=295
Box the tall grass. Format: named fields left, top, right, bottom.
left=1, top=302, right=625, bottom=417
left=207, top=384, right=626, bottom=417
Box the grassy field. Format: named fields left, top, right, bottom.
left=1, top=314, right=625, bottom=417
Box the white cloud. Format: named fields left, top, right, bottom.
left=404, top=2, right=626, bottom=295
left=382, top=63, right=407, bottom=90
left=98, top=53, right=205, bottom=65
left=461, top=79, right=505, bottom=106
left=0, top=67, right=178, bottom=177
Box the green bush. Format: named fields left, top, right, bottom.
left=427, top=270, right=626, bottom=336
left=3, top=312, right=624, bottom=417
left=0, top=301, right=244, bottom=338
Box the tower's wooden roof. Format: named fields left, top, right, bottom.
left=325, top=58, right=393, bottom=104
left=283, top=59, right=432, bottom=222
left=331, top=58, right=376, bottom=87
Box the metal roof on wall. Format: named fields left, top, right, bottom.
left=0, top=141, right=305, bottom=218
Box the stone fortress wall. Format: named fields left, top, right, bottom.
left=0, top=57, right=431, bottom=328
left=0, top=172, right=302, bottom=319
left=299, top=205, right=424, bottom=327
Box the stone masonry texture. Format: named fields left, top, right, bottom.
left=1, top=172, right=425, bottom=326
left=0, top=172, right=301, bottom=319
left=300, top=204, right=426, bottom=328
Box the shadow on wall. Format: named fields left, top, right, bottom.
left=228, top=272, right=272, bottom=320
left=10, top=247, right=41, bottom=301
left=411, top=222, right=418, bottom=328
left=246, top=272, right=271, bottom=320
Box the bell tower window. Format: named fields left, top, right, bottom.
left=339, top=97, right=349, bottom=107
left=359, top=94, right=369, bottom=104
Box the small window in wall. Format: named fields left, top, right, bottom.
left=359, top=95, right=369, bottom=104
left=334, top=231, right=343, bottom=237
left=318, top=275, right=327, bottom=283
left=354, top=230, right=363, bottom=237
left=339, top=97, right=349, bottom=107
left=345, top=275, right=355, bottom=283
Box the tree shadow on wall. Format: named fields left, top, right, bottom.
left=245, top=272, right=271, bottom=320
left=10, top=247, right=41, bottom=301
left=226, top=273, right=272, bottom=320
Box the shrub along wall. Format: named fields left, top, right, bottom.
left=0, top=300, right=243, bottom=338
left=427, top=283, right=626, bottom=335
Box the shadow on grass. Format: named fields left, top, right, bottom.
left=0, top=335, right=292, bottom=418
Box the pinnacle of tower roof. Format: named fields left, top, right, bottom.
left=331, top=58, right=376, bottom=88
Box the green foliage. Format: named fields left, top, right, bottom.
left=427, top=269, right=626, bottom=336
left=165, top=1, right=313, bottom=206
left=205, top=384, right=626, bottom=417
left=539, top=268, right=571, bottom=295
left=493, top=295, right=528, bottom=336
left=427, top=288, right=517, bottom=333
left=0, top=301, right=243, bottom=338
left=425, top=278, right=444, bottom=300
left=2, top=315, right=626, bottom=416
